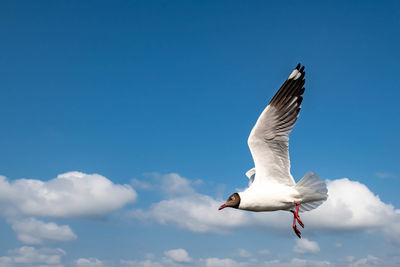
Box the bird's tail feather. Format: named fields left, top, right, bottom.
left=294, top=171, right=328, bottom=213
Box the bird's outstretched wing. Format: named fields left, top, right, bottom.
left=247, top=64, right=305, bottom=186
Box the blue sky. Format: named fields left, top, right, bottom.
left=0, top=1, right=400, bottom=266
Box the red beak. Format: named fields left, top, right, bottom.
left=218, top=204, right=227, bottom=210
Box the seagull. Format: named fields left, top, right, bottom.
left=218, top=64, right=328, bottom=238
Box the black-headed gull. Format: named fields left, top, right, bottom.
left=219, top=64, right=328, bottom=238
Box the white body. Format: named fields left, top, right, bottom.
left=239, top=181, right=300, bottom=212
left=238, top=172, right=328, bottom=212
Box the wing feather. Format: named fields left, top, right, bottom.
left=247, top=64, right=306, bottom=186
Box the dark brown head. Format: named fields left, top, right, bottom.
left=218, top=193, right=240, bottom=210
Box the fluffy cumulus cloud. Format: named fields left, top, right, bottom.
left=164, top=249, right=192, bottom=263
left=304, top=178, right=396, bottom=231
left=293, top=238, right=320, bottom=254
left=0, top=171, right=137, bottom=218
left=10, top=217, right=77, bottom=244
left=0, top=246, right=66, bottom=267
left=0, top=171, right=137, bottom=263
left=130, top=173, right=400, bottom=243
left=120, top=249, right=192, bottom=267
left=75, top=257, right=104, bottom=267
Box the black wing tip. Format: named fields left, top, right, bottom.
left=269, top=64, right=306, bottom=105
left=295, top=63, right=305, bottom=73
left=297, top=95, right=303, bottom=105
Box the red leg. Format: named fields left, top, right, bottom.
left=291, top=202, right=304, bottom=238
left=293, top=202, right=304, bottom=228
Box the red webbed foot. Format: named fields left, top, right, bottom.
left=293, top=224, right=301, bottom=238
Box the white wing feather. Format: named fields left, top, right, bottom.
left=247, top=64, right=306, bottom=186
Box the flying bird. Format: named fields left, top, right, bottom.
left=218, top=64, right=328, bottom=238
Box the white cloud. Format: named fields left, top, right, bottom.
left=304, top=178, right=397, bottom=231
left=120, top=259, right=164, bottom=267
left=109, top=253, right=400, bottom=267
left=0, top=171, right=137, bottom=218
left=347, top=255, right=384, bottom=267
left=383, top=214, right=400, bottom=245
left=131, top=179, right=153, bottom=190
left=75, top=257, right=104, bottom=267
left=131, top=173, right=200, bottom=196
left=293, top=238, right=320, bottom=254
left=202, top=257, right=244, bottom=267
left=255, top=256, right=394, bottom=267
left=117, top=254, right=399, bottom=267
left=131, top=174, right=400, bottom=244
left=0, top=246, right=66, bottom=266
left=288, top=258, right=333, bottom=267
left=161, top=173, right=196, bottom=196
left=10, top=217, right=77, bottom=244
left=261, top=258, right=333, bottom=267
left=163, top=248, right=192, bottom=263
left=121, top=249, right=192, bottom=267
left=130, top=193, right=252, bottom=234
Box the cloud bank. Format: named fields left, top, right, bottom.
left=0, top=171, right=137, bottom=254
left=76, top=257, right=105, bottom=267
left=131, top=173, right=400, bottom=243
left=10, top=217, right=77, bottom=245
left=0, top=246, right=66, bottom=267
left=0, top=171, right=137, bottom=218
left=114, top=247, right=400, bottom=267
